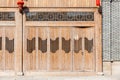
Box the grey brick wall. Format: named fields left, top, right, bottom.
left=102, top=0, right=120, bottom=61
left=102, top=0, right=111, bottom=61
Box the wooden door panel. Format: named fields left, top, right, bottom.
left=84, top=27, right=95, bottom=71
left=0, top=10, right=23, bottom=75
left=49, top=27, right=60, bottom=71
left=24, top=27, right=36, bottom=71
left=5, top=27, right=15, bottom=70
left=73, top=28, right=83, bottom=71
left=0, top=27, right=15, bottom=71
left=61, top=27, right=72, bottom=71
left=38, top=27, right=47, bottom=71
left=23, top=27, right=95, bottom=72
left=0, top=28, right=3, bottom=71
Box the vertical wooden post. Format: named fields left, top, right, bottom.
left=15, top=9, right=23, bottom=76
left=95, top=8, right=103, bottom=75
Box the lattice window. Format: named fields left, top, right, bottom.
left=26, top=12, right=94, bottom=21
left=0, top=12, right=15, bottom=21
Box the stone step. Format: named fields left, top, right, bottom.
left=0, top=76, right=115, bottom=80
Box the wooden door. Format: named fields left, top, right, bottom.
left=0, top=8, right=102, bottom=76
left=22, top=8, right=102, bottom=76
left=73, top=27, right=95, bottom=72
left=0, top=8, right=22, bottom=76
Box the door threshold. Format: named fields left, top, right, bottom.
left=23, top=72, right=97, bottom=76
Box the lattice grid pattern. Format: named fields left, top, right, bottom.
left=0, top=12, right=15, bottom=21
left=26, top=12, right=94, bottom=21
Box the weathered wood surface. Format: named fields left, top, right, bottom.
left=0, top=8, right=102, bottom=76
left=0, top=8, right=23, bottom=76
left=0, top=0, right=97, bottom=7
left=23, top=8, right=102, bottom=75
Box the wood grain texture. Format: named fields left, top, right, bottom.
left=73, top=28, right=83, bottom=71
left=84, top=27, right=95, bottom=72
left=24, top=27, right=36, bottom=71
left=0, top=29, right=3, bottom=71
left=0, top=0, right=97, bottom=7
left=38, top=27, right=47, bottom=71
left=61, top=27, right=72, bottom=71
left=49, top=27, right=60, bottom=71
left=4, top=27, right=15, bottom=70
left=0, top=8, right=102, bottom=76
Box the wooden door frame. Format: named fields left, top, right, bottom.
left=22, top=8, right=102, bottom=76
left=0, top=7, right=102, bottom=76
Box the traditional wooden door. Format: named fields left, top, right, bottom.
left=22, top=8, right=102, bottom=76
left=0, top=8, right=102, bottom=76
left=0, top=8, right=23, bottom=76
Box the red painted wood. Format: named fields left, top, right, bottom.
left=96, top=0, right=100, bottom=6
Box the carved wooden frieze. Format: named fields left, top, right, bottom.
left=50, top=38, right=59, bottom=53
left=38, top=37, right=47, bottom=53
left=62, top=38, right=71, bottom=53
left=0, top=12, right=15, bottom=21
left=27, top=38, right=36, bottom=53
left=85, top=37, right=93, bottom=53
left=0, top=37, right=2, bottom=50
left=5, top=37, right=14, bottom=53
left=26, top=12, right=94, bottom=21
left=74, top=38, right=82, bottom=53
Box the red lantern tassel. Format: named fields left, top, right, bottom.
left=96, top=0, right=100, bottom=6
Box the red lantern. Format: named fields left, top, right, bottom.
left=96, top=0, right=100, bottom=6
left=17, top=0, right=24, bottom=13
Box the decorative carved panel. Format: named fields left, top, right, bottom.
left=62, top=38, right=71, bottom=53
left=0, top=12, right=15, bottom=21
left=5, top=37, right=14, bottom=53
left=0, top=37, right=2, bottom=50
left=74, top=38, right=82, bottom=53
left=38, top=37, right=47, bottom=53
left=50, top=38, right=59, bottom=53
left=85, top=37, right=93, bottom=53
left=26, top=12, right=94, bottom=21
left=27, top=38, right=36, bottom=53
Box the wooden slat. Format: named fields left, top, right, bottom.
left=38, top=27, right=47, bottom=71
left=24, top=72, right=96, bottom=76
left=0, top=22, right=15, bottom=27
left=24, top=27, right=36, bottom=71
left=31, top=0, right=96, bottom=7
left=49, top=27, right=60, bottom=71
left=60, top=27, right=72, bottom=71
left=94, top=8, right=102, bottom=73
left=5, top=27, right=15, bottom=70
left=73, top=27, right=83, bottom=71
left=0, top=0, right=97, bottom=7
left=84, top=27, right=95, bottom=72
left=26, top=22, right=95, bottom=27
left=0, top=28, right=3, bottom=71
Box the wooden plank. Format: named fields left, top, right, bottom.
left=73, top=27, right=83, bottom=71
left=38, top=27, right=47, bottom=71
left=24, top=72, right=96, bottom=76
left=0, top=0, right=97, bottom=7
left=26, top=22, right=95, bottom=27
left=5, top=27, right=15, bottom=70
left=15, top=10, right=23, bottom=75
left=60, top=27, right=72, bottom=71
left=48, top=27, right=60, bottom=71
left=24, top=27, right=36, bottom=71
left=0, top=22, right=15, bottom=27
left=0, top=28, right=3, bottom=71
left=94, top=9, right=102, bottom=74
left=83, top=27, right=95, bottom=72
